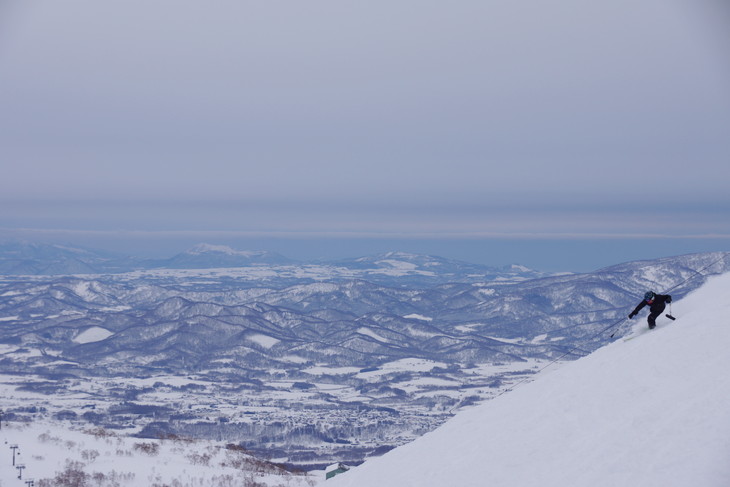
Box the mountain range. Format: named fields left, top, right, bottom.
left=0, top=243, right=728, bottom=468
left=0, top=241, right=550, bottom=285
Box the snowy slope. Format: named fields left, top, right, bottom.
left=331, top=272, right=730, bottom=487
left=0, top=422, right=315, bottom=487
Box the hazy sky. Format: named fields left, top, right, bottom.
left=1, top=0, right=729, bottom=269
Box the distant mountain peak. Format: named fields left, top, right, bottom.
left=380, top=251, right=421, bottom=259
left=162, top=244, right=292, bottom=268
left=0, top=240, right=126, bottom=275
left=185, top=244, right=269, bottom=258
left=356, top=251, right=449, bottom=264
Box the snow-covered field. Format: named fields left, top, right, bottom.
left=0, top=421, right=317, bottom=487
left=331, top=272, right=730, bottom=487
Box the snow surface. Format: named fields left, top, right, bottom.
left=73, top=326, right=114, bottom=344
left=355, top=358, right=448, bottom=380
left=303, top=365, right=362, bottom=376
left=332, top=272, right=730, bottom=487
left=403, top=314, right=432, bottom=321
left=0, top=422, right=314, bottom=487
left=356, top=327, right=389, bottom=342
left=247, top=333, right=280, bottom=349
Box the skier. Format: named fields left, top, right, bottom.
left=628, top=291, right=672, bottom=329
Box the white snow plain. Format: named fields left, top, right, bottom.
left=73, top=326, right=115, bottom=344
left=0, top=423, right=316, bottom=487
left=331, top=272, right=730, bottom=487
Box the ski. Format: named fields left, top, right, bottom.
left=623, top=329, right=654, bottom=342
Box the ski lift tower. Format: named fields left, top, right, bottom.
left=10, top=444, right=20, bottom=466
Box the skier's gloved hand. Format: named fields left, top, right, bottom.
left=666, top=295, right=672, bottom=303
left=628, top=312, right=636, bottom=319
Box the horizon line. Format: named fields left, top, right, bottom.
left=3, top=227, right=730, bottom=241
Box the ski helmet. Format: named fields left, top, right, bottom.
left=644, top=291, right=655, bottom=301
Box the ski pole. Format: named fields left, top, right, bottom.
left=608, top=317, right=628, bottom=338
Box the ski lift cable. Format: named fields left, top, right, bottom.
left=661, top=253, right=729, bottom=295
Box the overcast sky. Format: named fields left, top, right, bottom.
left=1, top=0, right=729, bottom=269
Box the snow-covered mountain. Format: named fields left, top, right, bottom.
left=2, top=255, right=727, bottom=486
left=0, top=250, right=728, bottom=469
left=0, top=241, right=133, bottom=275
left=330, top=272, right=730, bottom=487
left=0, top=242, right=548, bottom=286
left=154, top=244, right=294, bottom=268
left=327, top=251, right=551, bottom=285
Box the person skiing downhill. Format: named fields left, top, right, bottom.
left=629, top=291, right=672, bottom=329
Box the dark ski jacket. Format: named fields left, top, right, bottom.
left=630, top=294, right=672, bottom=317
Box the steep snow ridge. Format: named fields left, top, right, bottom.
left=332, top=272, right=730, bottom=487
